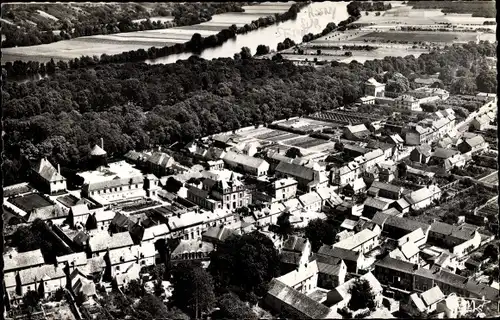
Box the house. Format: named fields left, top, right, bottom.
left=67, top=203, right=90, bottom=228
left=315, top=187, right=342, bottom=210
left=325, top=272, right=383, bottom=311
left=363, top=197, right=391, bottom=218
left=343, top=144, right=370, bottom=158
left=382, top=216, right=431, bottom=240
left=358, top=95, right=376, bottom=105
left=87, top=210, right=116, bottom=231
left=298, top=192, right=323, bottom=212
left=4, top=264, right=67, bottom=303
left=406, top=286, right=445, bottom=316
left=464, top=258, right=482, bottom=272
left=311, top=254, right=347, bottom=289
left=394, top=185, right=442, bottom=212
left=265, top=278, right=340, bottom=319
left=144, top=152, right=176, bottom=176
left=343, top=124, right=370, bottom=141
left=428, top=221, right=482, bottom=257
left=207, top=159, right=224, bottom=171
left=87, top=231, right=135, bottom=258
left=31, top=158, right=67, bottom=194
left=187, top=172, right=251, bottom=212
left=457, top=135, right=488, bottom=154
left=398, top=227, right=428, bottom=248
left=109, top=212, right=135, bottom=234
left=266, top=178, right=298, bottom=203
left=374, top=256, right=417, bottom=291
left=129, top=223, right=170, bottom=245
left=276, top=161, right=328, bottom=192
left=78, top=161, right=145, bottom=203
left=389, top=241, right=420, bottom=264
left=331, top=163, right=358, bottom=187
left=69, top=268, right=97, bottom=299
left=428, top=148, right=464, bottom=171
left=318, top=245, right=364, bottom=274
left=56, top=252, right=87, bottom=269
left=405, top=125, right=433, bottom=146
left=364, top=77, right=386, bottom=97
left=366, top=140, right=395, bottom=159
left=201, top=225, right=238, bottom=247
left=377, top=161, right=397, bottom=182
left=436, top=294, right=467, bottom=318
left=367, top=181, right=403, bottom=200
left=222, top=151, right=269, bottom=176
left=333, top=225, right=381, bottom=254
left=280, top=236, right=312, bottom=273
left=342, top=178, right=366, bottom=196
left=115, top=263, right=142, bottom=288
left=106, top=242, right=156, bottom=277
left=410, top=144, right=432, bottom=164
left=3, top=249, right=45, bottom=274
left=394, top=95, right=421, bottom=111
left=276, top=259, right=319, bottom=294
left=170, top=239, right=214, bottom=262
left=470, top=114, right=493, bottom=131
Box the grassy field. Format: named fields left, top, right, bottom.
left=352, top=31, right=478, bottom=43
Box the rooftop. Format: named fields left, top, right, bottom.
left=88, top=231, right=134, bottom=253
left=333, top=228, right=380, bottom=251
left=3, top=249, right=45, bottom=273
left=78, top=161, right=143, bottom=186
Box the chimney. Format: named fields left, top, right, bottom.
left=58, top=163, right=61, bottom=174
left=101, top=137, right=104, bottom=149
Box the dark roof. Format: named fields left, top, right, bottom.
left=202, top=225, right=236, bottom=242
left=187, top=185, right=209, bottom=199
left=364, top=197, right=390, bottom=211
left=414, top=144, right=432, bottom=157
left=366, top=140, right=393, bottom=151
left=280, top=251, right=302, bottom=265
left=276, top=162, right=316, bottom=181
left=111, top=212, right=134, bottom=230
left=33, top=158, right=65, bottom=182
left=371, top=212, right=391, bottom=226
left=432, top=148, right=459, bottom=159
left=384, top=216, right=430, bottom=233
left=430, top=221, right=477, bottom=241
left=375, top=255, right=417, bottom=274
left=317, top=245, right=360, bottom=262
left=370, top=181, right=402, bottom=194
left=282, top=236, right=308, bottom=253
left=267, top=279, right=332, bottom=319
left=344, top=144, right=370, bottom=155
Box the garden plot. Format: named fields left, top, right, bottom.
left=9, top=193, right=53, bottom=213
left=351, top=31, right=478, bottom=43
left=267, top=132, right=301, bottom=142
left=254, top=129, right=291, bottom=140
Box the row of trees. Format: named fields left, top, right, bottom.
left=1, top=3, right=249, bottom=48
left=407, top=0, right=496, bottom=18
left=347, top=1, right=392, bottom=17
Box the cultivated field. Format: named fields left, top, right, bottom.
left=9, top=193, right=53, bottom=212
left=351, top=31, right=478, bottom=43
left=1, top=3, right=292, bottom=63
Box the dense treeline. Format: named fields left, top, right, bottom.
left=407, top=1, right=496, bottom=18
left=2, top=57, right=376, bottom=185
left=277, top=38, right=296, bottom=52
left=302, top=13, right=362, bottom=43
left=2, top=42, right=495, bottom=186
left=3, top=3, right=307, bottom=77
left=1, top=3, right=249, bottom=48
left=347, top=1, right=392, bottom=17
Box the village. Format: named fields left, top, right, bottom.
left=2, top=66, right=498, bottom=320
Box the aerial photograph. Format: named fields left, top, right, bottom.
left=1, top=1, right=498, bottom=319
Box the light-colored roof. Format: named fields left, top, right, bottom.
left=349, top=178, right=366, bottom=192
left=400, top=241, right=420, bottom=259
left=410, top=293, right=427, bottom=312
left=365, top=77, right=384, bottom=87
left=147, top=152, right=174, bottom=168
left=93, top=210, right=116, bottom=222
left=405, top=185, right=441, bottom=205
left=276, top=260, right=319, bottom=288
left=70, top=203, right=89, bottom=216
left=398, top=227, right=425, bottom=246
left=328, top=272, right=382, bottom=306
left=345, top=124, right=369, bottom=134
left=432, top=148, right=459, bottom=159
left=333, top=228, right=379, bottom=251
left=364, top=197, right=390, bottom=211
left=223, top=151, right=268, bottom=170
left=90, top=144, right=107, bottom=156
left=421, top=286, right=445, bottom=306
left=341, top=219, right=358, bottom=230
left=171, top=239, right=214, bottom=256
left=88, top=231, right=134, bottom=253
left=108, top=242, right=156, bottom=265
left=282, top=236, right=309, bottom=253
left=3, top=249, right=45, bottom=273
left=462, top=135, right=486, bottom=148
left=202, top=225, right=237, bottom=242
left=298, top=192, right=322, bottom=207
left=4, top=264, right=66, bottom=288
left=33, top=158, right=65, bottom=182
left=56, top=252, right=87, bottom=267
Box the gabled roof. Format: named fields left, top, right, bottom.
left=364, top=197, right=390, bottom=211
left=70, top=203, right=89, bottom=216
left=171, top=239, right=214, bottom=256
left=223, top=151, right=268, bottom=170
left=375, top=255, right=417, bottom=274
left=276, top=161, right=317, bottom=181
left=267, top=278, right=333, bottom=319
left=370, top=181, right=402, bottom=194
left=56, top=252, right=87, bottom=267
left=147, top=152, right=174, bottom=168
left=410, top=293, right=427, bottom=312
left=371, top=212, right=391, bottom=226
left=202, top=225, right=237, bottom=242
left=318, top=245, right=360, bottom=262
left=282, top=235, right=309, bottom=253
left=400, top=241, right=419, bottom=259
left=365, top=77, right=384, bottom=87
left=3, top=249, right=45, bottom=273
left=345, top=124, right=369, bottom=134
left=33, top=158, right=65, bottom=182
left=333, top=228, right=380, bottom=251
left=298, top=192, right=322, bottom=206
left=414, top=144, right=432, bottom=157
left=88, top=231, right=134, bottom=253
left=432, top=148, right=459, bottom=159
left=462, top=135, right=486, bottom=148
left=384, top=216, right=430, bottom=234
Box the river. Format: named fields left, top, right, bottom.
left=145, top=1, right=349, bottom=64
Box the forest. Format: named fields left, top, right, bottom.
left=407, top=0, right=496, bottom=18
left=1, top=2, right=249, bottom=48
left=2, top=41, right=496, bottom=186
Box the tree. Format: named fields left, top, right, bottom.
left=256, top=44, right=270, bottom=56
left=348, top=278, right=377, bottom=311
left=304, top=218, right=337, bottom=252
left=285, top=147, right=303, bottom=159
left=450, top=77, right=477, bottom=95
left=165, top=177, right=182, bottom=193
left=386, top=72, right=410, bottom=93
left=209, top=232, right=280, bottom=299
left=476, top=70, right=497, bottom=93
left=240, top=47, right=252, bottom=59
left=23, top=290, right=41, bottom=315
left=484, top=244, right=498, bottom=262
left=127, top=279, right=145, bottom=298
left=397, top=162, right=407, bottom=178
left=438, top=67, right=453, bottom=84
left=171, top=261, right=216, bottom=318
left=276, top=211, right=293, bottom=238
left=212, top=292, right=258, bottom=320
left=136, top=294, right=169, bottom=319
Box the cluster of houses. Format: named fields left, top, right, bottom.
left=3, top=84, right=498, bottom=319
